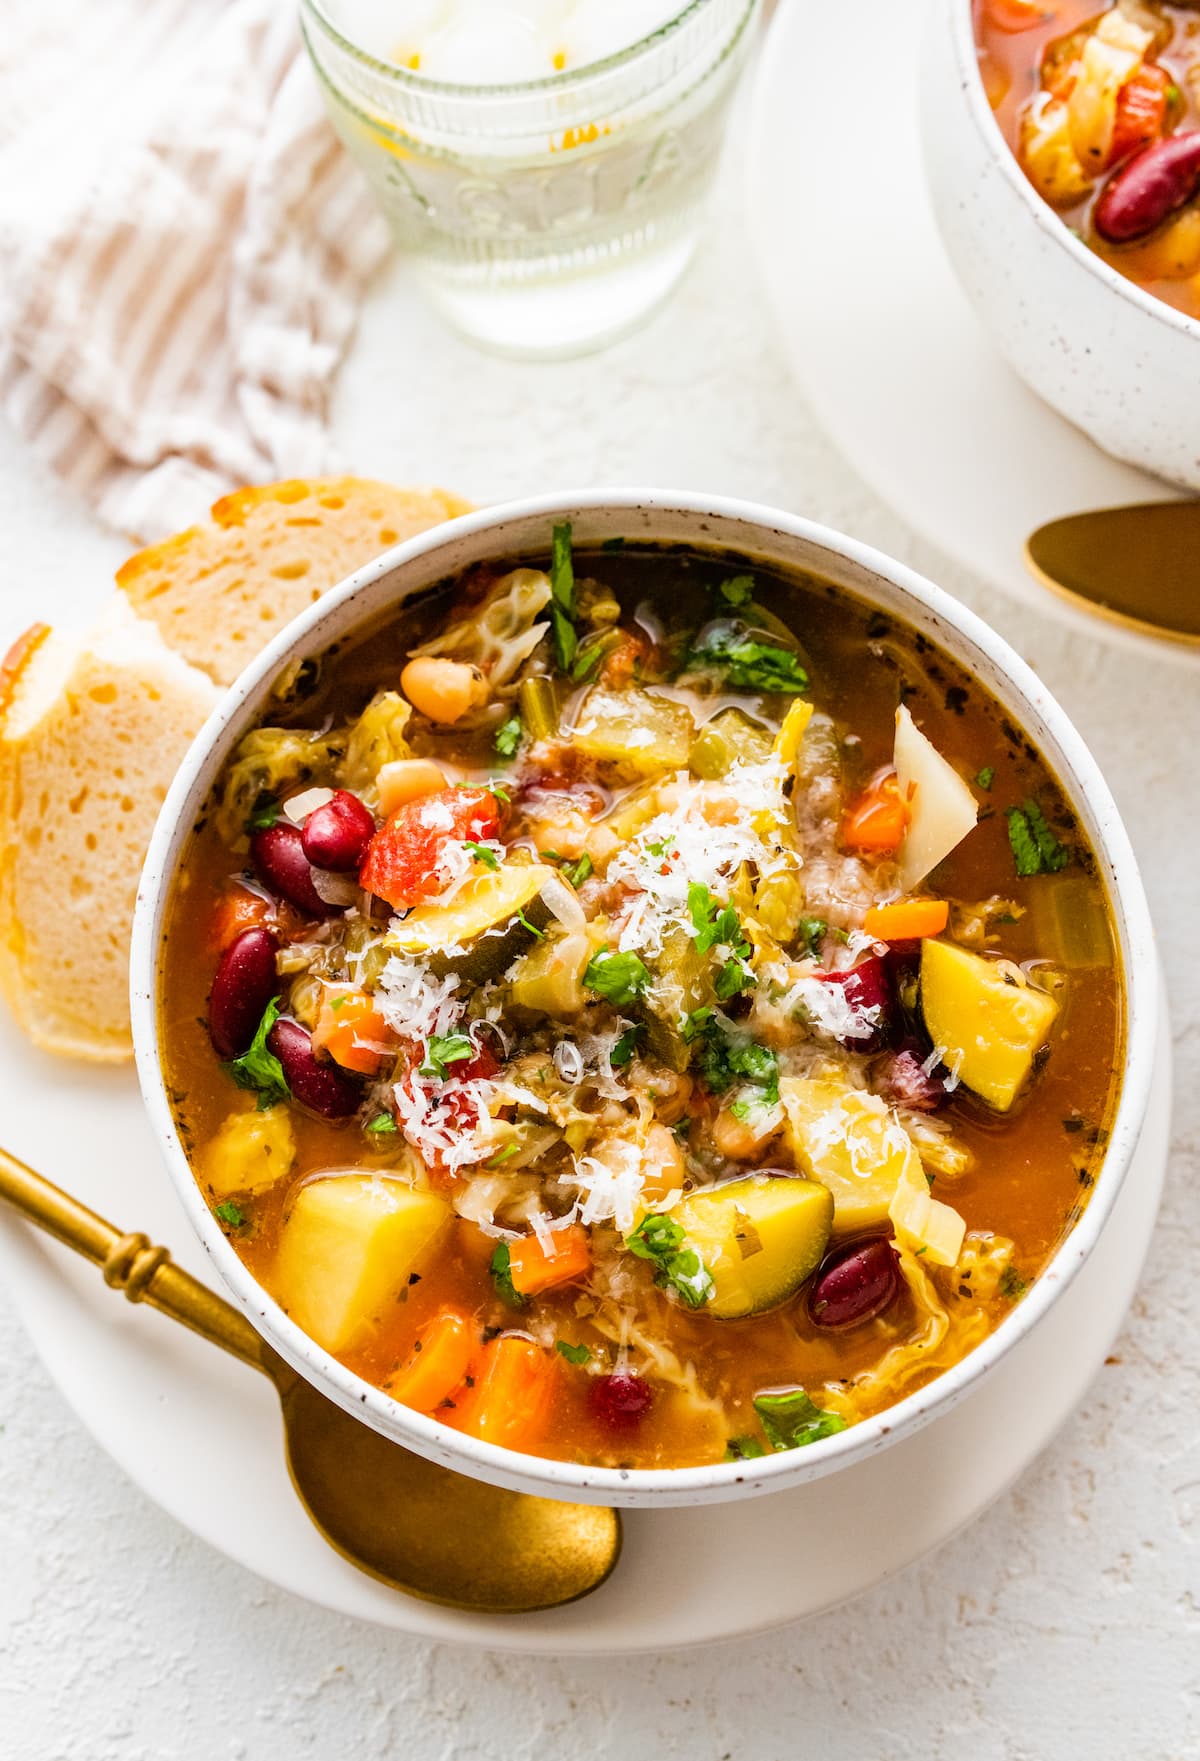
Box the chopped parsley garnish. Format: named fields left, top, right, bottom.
left=753, top=1389, right=847, bottom=1452
left=549, top=520, right=577, bottom=671
left=797, top=916, right=828, bottom=958
left=214, top=1201, right=246, bottom=1230
left=975, top=766, right=995, bottom=791
left=365, top=1113, right=398, bottom=1134
left=584, top=947, right=650, bottom=1008
left=1006, top=798, right=1070, bottom=876
left=494, top=714, right=522, bottom=758
left=714, top=957, right=755, bottom=1002
left=610, top=1025, right=643, bottom=1067
left=516, top=910, right=545, bottom=938
left=464, top=840, right=499, bottom=870
left=716, top=573, right=755, bottom=608
left=555, top=1339, right=591, bottom=1365
left=487, top=780, right=511, bottom=806
left=602, top=535, right=626, bottom=553
left=687, top=1012, right=779, bottom=1108
left=419, top=1032, right=475, bottom=1080
left=999, top=1265, right=1029, bottom=1300
left=225, top=997, right=289, bottom=1109
left=687, top=882, right=754, bottom=999
left=485, top=1143, right=521, bottom=1169
left=489, top=1241, right=526, bottom=1309
left=567, top=853, right=592, bottom=888
left=246, top=796, right=281, bottom=833
left=690, top=629, right=808, bottom=696
left=571, top=631, right=617, bottom=683
left=626, top=1214, right=715, bottom=1309
left=724, top=1435, right=766, bottom=1462
left=646, top=835, right=674, bottom=858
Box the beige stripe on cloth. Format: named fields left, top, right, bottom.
left=0, top=0, right=390, bottom=542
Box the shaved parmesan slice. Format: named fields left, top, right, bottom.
left=888, top=1162, right=965, bottom=1269
left=894, top=704, right=978, bottom=891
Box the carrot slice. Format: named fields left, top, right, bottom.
left=842, top=773, right=909, bottom=853
left=451, top=1335, right=559, bottom=1452
left=311, top=991, right=395, bottom=1075
left=506, top=1224, right=592, bottom=1297
left=209, top=887, right=273, bottom=951
left=863, top=899, right=950, bottom=941
left=389, top=1310, right=475, bottom=1414
left=984, top=0, right=1043, bottom=31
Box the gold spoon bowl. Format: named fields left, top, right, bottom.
left=0, top=1145, right=620, bottom=1613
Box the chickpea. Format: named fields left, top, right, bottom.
left=626, top=1063, right=693, bottom=1127
left=376, top=757, right=447, bottom=815
left=640, top=1123, right=686, bottom=1206
left=712, top=1105, right=782, bottom=1162
left=400, top=656, right=489, bottom=724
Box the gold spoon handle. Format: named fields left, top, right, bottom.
left=0, top=1144, right=267, bottom=1373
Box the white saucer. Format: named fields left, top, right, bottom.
left=744, top=0, right=1193, bottom=665
left=0, top=985, right=1169, bottom=1653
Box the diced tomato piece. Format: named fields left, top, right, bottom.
left=985, top=0, right=1044, bottom=32
left=1108, top=65, right=1171, bottom=169
left=842, top=771, right=908, bottom=854
left=358, top=786, right=503, bottom=908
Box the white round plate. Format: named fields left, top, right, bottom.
left=0, top=986, right=1169, bottom=1653
left=744, top=0, right=1192, bottom=663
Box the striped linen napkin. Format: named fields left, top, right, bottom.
left=0, top=0, right=389, bottom=542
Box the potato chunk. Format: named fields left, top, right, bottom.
left=274, top=1175, right=452, bottom=1352
left=921, top=938, right=1059, bottom=1111
left=672, top=1174, right=833, bottom=1319
left=780, top=1078, right=924, bottom=1233
left=201, top=1105, right=295, bottom=1199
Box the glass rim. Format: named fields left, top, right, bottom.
left=299, top=0, right=732, bottom=98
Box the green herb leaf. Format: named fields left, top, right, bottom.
left=485, top=1143, right=521, bottom=1169
left=999, top=1265, right=1029, bottom=1300
left=245, top=796, right=281, bottom=833
left=464, top=840, right=500, bottom=870
left=420, top=1032, right=475, bottom=1080
left=366, top=1113, right=398, bottom=1134
left=555, top=1339, right=591, bottom=1365
left=571, top=630, right=620, bottom=683
left=214, top=1200, right=246, bottom=1229
left=626, top=1213, right=715, bottom=1309
left=601, top=535, right=626, bottom=553
left=714, top=957, right=754, bottom=1002
left=975, top=766, right=995, bottom=791
left=549, top=521, right=577, bottom=671
left=724, top=1435, right=766, bottom=1461
left=490, top=1241, right=526, bottom=1309
left=225, top=997, right=289, bottom=1109
left=691, top=1014, right=779, bottom=1106
left=488, top=780, right=511, bottom=805
left=753, top=1388, right=847, bottom=1452
left=610, top=1025, right=643, bottom=1067
left=717, top=574, right=755, bottom=608
left=584, top=947, right=650, bottom=1008
left=798, top=916, right=828, bottom=958
left=1006, top=798, right=1070, bottom=876
left=690, top=629, right=808, bottom=695
left=568, top=853, right=592, bottom=888
left=516, top=910, right=545, bottom=938
left=493, top=715, right=522, bottom=758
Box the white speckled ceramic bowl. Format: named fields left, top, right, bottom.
left=922, top=0, right=1200, bottom=490
left=131, top=491, right=1158, bottom=1507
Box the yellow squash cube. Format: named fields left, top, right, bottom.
left=672, top=1174, right=833, bottom=1319
left=920, top=938, right=1059, bottom=1111
left=780, top=1078, right=924, bottom=1233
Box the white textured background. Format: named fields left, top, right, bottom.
left=2, top=103, right=1199, bottom=1761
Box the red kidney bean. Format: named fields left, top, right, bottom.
left=267, top=1018, right=361, bottom=1118
left=300, top=790, right=375, bottom=872
left=876, top=1047, right=947, bottom=1113
left=813, top=954, right=893, bottom=1052
left=808, top=1237, right=901, bottom=1331
left=208, top=927, right=278, bottom=1060
left=251, top=823, right=335, bottom=917
left=588, top=1372, right=654, bottom=1430
left=1094, top=131, right=1200, bottom=243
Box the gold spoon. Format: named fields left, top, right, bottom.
left=0, top=1145, right=621, bottom=1613
left=1025, top=501, right=1200, bottom=646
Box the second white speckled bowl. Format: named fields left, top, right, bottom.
left=922, top=0, right=1200, bottom=490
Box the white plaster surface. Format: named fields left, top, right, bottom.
left=1, top=107, right=1198, bottom=1761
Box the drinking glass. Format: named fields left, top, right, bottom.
left=301, top=0, right=761, bottom=357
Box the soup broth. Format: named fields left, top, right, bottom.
left=161, top=538, right=1122, bottom=1471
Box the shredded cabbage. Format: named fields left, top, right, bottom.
left=215, top=727, right=342, bottom=843
left=410, top=568, right=552, bottom=686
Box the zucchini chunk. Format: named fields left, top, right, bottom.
left=643, top=926, right=714, bottom=1072
left=920, top=937, right=1059, bottom=1111
left=672, top=1174, right=833, bottom=1319
left=572, top=684, right=693, bottom=776
left=385, top=861, right=557, bottom=982
left=274, top=1175, right=452, bottom=1352
left=780, top=1077, right=924, bottom=1233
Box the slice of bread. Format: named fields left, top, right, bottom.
left=117, top=476, right=471, bottom=687
left=0, top=600, right=219, bottom=1060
